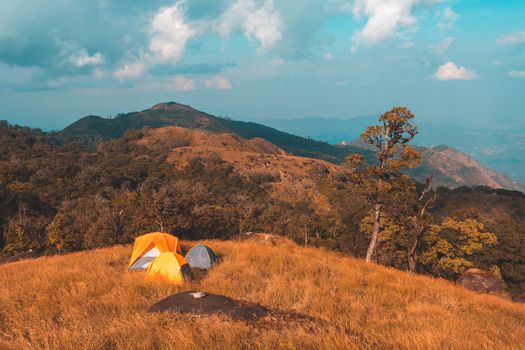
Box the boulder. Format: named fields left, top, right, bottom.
left=456, top=268, right=503, bottom=294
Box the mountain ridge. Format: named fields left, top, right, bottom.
left=58, top=102, right=522, bottom=191
left=258, top=115, right=525, bottom=188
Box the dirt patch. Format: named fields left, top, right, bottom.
left=148, top=292, right=314, bottom=323
left=149, top=291, right=270, bottom=321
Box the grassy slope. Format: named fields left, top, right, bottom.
left=1, top=240, right=524, bottom=350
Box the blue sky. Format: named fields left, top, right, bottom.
left=0, top=0, right=524, bottom=130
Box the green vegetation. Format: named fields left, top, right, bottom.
left=420, top=217, right=497, bottom=278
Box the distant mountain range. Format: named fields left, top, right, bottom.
left=56, top=102, right=522, bottom=191
left=258, top=116, right=525, bottom=188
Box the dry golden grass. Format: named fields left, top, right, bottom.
left=168, top=146, right=337, bottom=212
left=138, top=126, right=340, bottom=212
left=137, top=126, right=285, bottom=155
left=1, top=240, right=524, bottom=350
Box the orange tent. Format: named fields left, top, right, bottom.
left=128, top=232, right=182, bottom=270
left=144, top=252, right=191, bottom=285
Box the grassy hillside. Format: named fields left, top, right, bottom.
left=139, top=126, right=340, bottom=212
left=1, top=240, right=524, bottom=349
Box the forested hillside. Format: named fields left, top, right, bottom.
left=1, top=120, right=525, bottom=296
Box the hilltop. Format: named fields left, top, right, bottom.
left=60, top=102, right=355, bottom=163
left=136, top=126, right=341, bottom=212
left=1, top=240, right=524, bottom=349
left=57, top=102, right=522, bottom=191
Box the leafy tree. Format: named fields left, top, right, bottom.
left=45, top=212, right=82, bottom=253
left=346, top=107, right=420, bottom=263
left=2, top=214, right=47, bottom=254
left=420, top=217, right=497, bottom=278
left=235, top=193, right=264, bottom=235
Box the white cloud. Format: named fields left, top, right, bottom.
left=114, top=3, right=197, bottom=80
left=56, top=40, right=105, bottom=68
left=433, top=61, right=477, bottom=80
left=351, top=0, right=440, bottom=51
left=70, top=49, right=105, bottom=67
left=430, top=36, right=454, bottom=54
left=149, top=3, right=197, bottom=63
left=172, top=76, right=196, bottom=91
left=325, top=52, right=334, bottom=60
left=509, top=70, right=525, bottom=78
left=400, top=41, right=414, bottom=49
left=218, top=0, right=283, bottom=52
left=114, top=1, right=284, bottom=80
left=336, top=80, right=348, bottom=86
left=114, top=62, right=146, bottom=79
left=438, top=6, right=458, bottom=30
left=497, top=31, right=525, bottom=46
left=205, top=75, right=232, bottom=90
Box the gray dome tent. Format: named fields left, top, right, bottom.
left=185, top=243, right=218, bottom=269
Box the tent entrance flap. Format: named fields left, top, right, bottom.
left=130, top=246, right=161, bottom=269
left=130, top=256, right=155, bottom=270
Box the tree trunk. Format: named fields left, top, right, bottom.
left=365, top=126, right=389, bottom=263
left=366, top=203, right=381, bottom=263
left=408, top=186, right=436, bottom=273
left=408, top=236, right=419, bottom=273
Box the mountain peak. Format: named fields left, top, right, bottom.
left=431, top=144, right=453, bottom=152
left=149, top=102, right=191, bottom=111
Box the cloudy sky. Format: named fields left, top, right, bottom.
left=0, top=0, right=524, bottom=130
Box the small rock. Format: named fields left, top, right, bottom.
left=191, top=292, right=206, bottom=299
